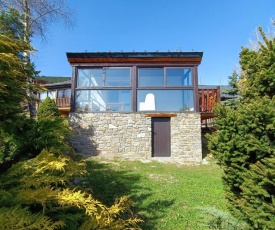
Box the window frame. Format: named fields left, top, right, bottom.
left=137, top=67, right=194, bottom=88
left=136, top=67, right=195, bottom=112
left=75, top=67, right=133, bottom=112
left=77, top=67, right=132, bottom=88
left=73, top=65, right=198, bottom=113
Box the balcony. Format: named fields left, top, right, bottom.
left=54, top=97, right=71, bottom=116
left=199, top=86, right=220, bottom=126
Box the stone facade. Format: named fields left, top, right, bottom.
left=69, top=112, right=202, bottom=164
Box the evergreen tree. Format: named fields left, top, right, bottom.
left=0, top=9, right=38, bottom=167
left=0, top=0, right=75, bottom=117
left=222, top=71, right=240, bottom=109
left=224, top=70, right=239, bottom=96
left=37, top=97, right=60, bottom=118
left=239, top=27, right=275, bottom=99
left=0, top=9, right=31, bottom=122
left=207, top=26, right=275, bottom=229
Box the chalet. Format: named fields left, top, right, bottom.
left=39, top=52, right=220, bottom=164
left=38, top=80, right=71, bottom=116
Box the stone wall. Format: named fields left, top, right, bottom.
left=69, top=112, right=202, bottom=164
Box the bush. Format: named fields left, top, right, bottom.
left=0, top=149, right=142, bottom=229
left=201, top=207, right=247, bottom=230
left=37, top=97, right=60, bottom=118
left=207, top=26, right=275, bottom=229
left=207, top=97, right=275, bottom=228
left=0, top=115, right=72, bottom=172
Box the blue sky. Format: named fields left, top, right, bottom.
left=31, top=0, right=275, bottom=85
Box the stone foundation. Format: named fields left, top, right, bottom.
left=69, top=112, right=202, bottom=164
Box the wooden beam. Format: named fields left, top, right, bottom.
left=68, top=57, right=202, bottom=65
left=145, top=113, right=177, bottom=117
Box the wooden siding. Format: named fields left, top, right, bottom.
left=199, top=86, right=220, bottom=121
left=54, top=98, right=70, bottom=108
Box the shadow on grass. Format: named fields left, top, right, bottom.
left=202, top=127, right=216, bottom=159
left=137, top=198, right=175, bottom=230
left=81, top=160, right=174, bottom=230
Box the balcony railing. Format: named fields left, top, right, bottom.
left=54, top=97, right=71, bottom=108
left=51, top=89, right=221, bottom=113
left=199, top=86, right=220, bottom=112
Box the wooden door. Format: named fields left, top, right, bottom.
left=152, top=117, right=171, bottom=157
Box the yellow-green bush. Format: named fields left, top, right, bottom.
left=0, top=149, right=142, bottom=229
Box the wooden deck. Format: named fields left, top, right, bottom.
left=199, top=86, right=220, bottom=127
left=53, top=98, right=70, bottom=116
left=54, top=98, right=71, bottom=108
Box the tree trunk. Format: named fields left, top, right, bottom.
left=23, top=0, right=36, bottom=117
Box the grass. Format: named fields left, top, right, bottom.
left=81, top=158, right=229, bottom=230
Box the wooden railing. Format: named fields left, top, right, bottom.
left=54, top=97, right=71, bottom=108
left=199, top=86, right=220, bottom=112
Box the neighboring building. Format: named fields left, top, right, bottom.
left=38, top=52, right=221, bottom=164
left=37, top=80, right=71, bottom=116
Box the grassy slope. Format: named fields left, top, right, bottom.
left=83, top=159, right=226, bottom=230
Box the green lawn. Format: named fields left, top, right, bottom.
left=82, top=158, right=230, bottom=229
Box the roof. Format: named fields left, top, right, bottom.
left=42, top=80, right=71, bottom=89
left=66, top=51, right=203, bottom=65
left=198, top=85, right=219, bottom=89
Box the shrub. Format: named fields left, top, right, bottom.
left=0, top=149, right=142, bottom=229
left=207, top=26, right=275, bottom=229
left=0, top=114, right=73, bottom=172
left=208, top=97, right=275, bottom=228
left=37, top=97, right=60, bottom=118
left=200, top=207, right=247, bottom=230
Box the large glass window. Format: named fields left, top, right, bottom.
left=39, top=91, right=48, bottom=100
left=78, top=68, right=131, bottom=87
left=137, top=90, right=194, bottom=112
left=75, top=66, right=196, bottom=113
left=136, top=67, right=194, bottom=112
left=58, top=89, right=71, bottom=98
left=138, top=68, right=164, bottom=86
left=166, top=68, right=192, bottom=86
left=75, top=90, right=131, bottom=112
left=39, top=90, right=56, bottom=100
left=78, top=69, right=103, bottom=87
left=105, top=68, right=131, bottom=86
left=138, top=67, right=192, bottom=87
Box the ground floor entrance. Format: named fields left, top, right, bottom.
left=151, top=117, right=171, bottom=157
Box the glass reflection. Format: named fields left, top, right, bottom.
left=138, top=68, right=164, bottom=86
left=138, top=90, right=194, bottom=112
left=75, top=90, right=131, bottom=112
left=166, top=68, right=192, bottom=86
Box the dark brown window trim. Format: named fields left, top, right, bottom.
left=145, top=113, right=177, bottom=117
left=136, top=86, right=194, bottom=90
left=76, top=87, right=132, bottom=90
left=72, top=64, right=199, bottom=113
left=71, top=63, right=198, bottom=68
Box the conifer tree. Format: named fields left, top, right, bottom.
left=0, top=9, right=38, bottom=166
left=207, top=26, right=275, bottom=229
left=0, top=9, right=31, bottom=122
left=221, top=71, right=240, bottom=109
left=239, top=27, right=275, bottom=99
left=0, top=0, right=75, bottom=117
left=37, top=97, right=60, bottom=118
